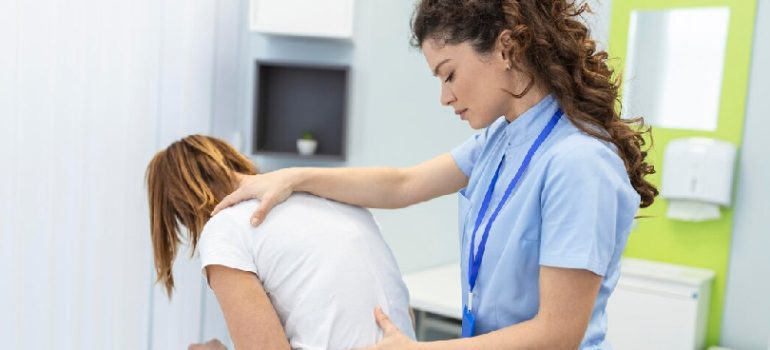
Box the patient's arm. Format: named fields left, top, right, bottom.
left=188, top=338, right=227, bottom=350
left=206, top=265, right=290, bottom=350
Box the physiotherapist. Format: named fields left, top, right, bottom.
left=211, top=0, right=659, bottom=348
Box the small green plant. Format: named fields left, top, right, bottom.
left=301, top=131, right=315, bottom=140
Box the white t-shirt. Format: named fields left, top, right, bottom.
left=198, top=194, right=415, bottom=350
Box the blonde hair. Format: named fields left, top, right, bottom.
left=145, top=135, right=257, bottom=297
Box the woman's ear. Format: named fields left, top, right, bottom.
left=496, top=29, right=515, bottom=67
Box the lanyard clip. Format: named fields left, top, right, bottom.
left=468, top=291, right=474, bottom=311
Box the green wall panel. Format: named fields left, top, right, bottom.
left=609, top=0, right=757, bottom=346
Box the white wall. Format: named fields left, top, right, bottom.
left=0, top=0, right=159, bottom=347
left=0, top=0, right=237, bottom=348
left=584, top=0, right=612, bottom=50
left=345, top=0, right=474, bottom=272
left=721, top=0, right=770, bottom=348
left=148, top=0, right=219, bottom=348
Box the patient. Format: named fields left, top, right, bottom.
left=145, top=135, right=415, bottom=350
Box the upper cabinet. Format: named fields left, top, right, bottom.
left=249, top=0, right=355, bottom=39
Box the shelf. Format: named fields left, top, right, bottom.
left=250, top=151, right=345, bottom=162
left=252, top=61, right=349, bottom=160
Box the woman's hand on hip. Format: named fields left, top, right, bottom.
left=354, top=307, right=421, bottom=350
left=211, top=169, right=297, bottom=226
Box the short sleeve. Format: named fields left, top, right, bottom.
left=198, top=214, right=257, bottom=282
left=539, top=138, right=637, bottom=276
left=451, top=120, right=500, bottom=177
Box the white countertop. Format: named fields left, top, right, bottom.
left=402, top=262, right=463, bottom=320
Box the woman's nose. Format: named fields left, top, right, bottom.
left=440, top=85, right=456, bottom=106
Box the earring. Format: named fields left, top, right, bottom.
left=502, top=52, right=511, bottom=71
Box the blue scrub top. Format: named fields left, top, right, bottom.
left=451, top=94, right=640, bottom=349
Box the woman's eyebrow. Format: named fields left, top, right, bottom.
left=432, top=59, right=451, bottom=76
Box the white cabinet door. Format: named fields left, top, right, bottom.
left=606, top=286, right=699, bottom=350
left=250, top=0, right=354, bottom=39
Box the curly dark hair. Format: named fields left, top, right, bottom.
left=411, top=0, right=658, bottom=208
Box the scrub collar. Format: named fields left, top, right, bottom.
left=503, top=94, right=560, bottom=147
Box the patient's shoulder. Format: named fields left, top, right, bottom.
left=201, top=201, right=257, bottom=243
left=205, top=199, right=259, bottom=228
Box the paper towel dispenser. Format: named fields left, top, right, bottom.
left=661, top=138, right=737, bottom=221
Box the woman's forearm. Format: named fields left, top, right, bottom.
left=419, top=317, right=580, bottom=350
left=417, top=266, right=599, bottom=350
left=285, top=153, right=468, bottom=210
left=288, top=166, right=413, bottom=209
left=212, top=155, right=465, bottom=221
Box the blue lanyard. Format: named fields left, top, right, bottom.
left=466, top=109, right=563, bottom=311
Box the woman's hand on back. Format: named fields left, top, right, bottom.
left=211, top=169, right=297, bottom=226
left=354, top=308, right=420, bottom=350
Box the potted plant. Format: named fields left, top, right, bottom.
left=296, top=131, right=317, bottom=156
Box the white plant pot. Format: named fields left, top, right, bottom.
left=297, top=139, right=317, bottom=156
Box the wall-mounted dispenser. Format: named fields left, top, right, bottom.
left=661, top=137, right=737, bottom=221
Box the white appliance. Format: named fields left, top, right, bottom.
left=606, top=258, right=715, bottom=350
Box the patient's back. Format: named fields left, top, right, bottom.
left=199, top=193, right=415, bottom=350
